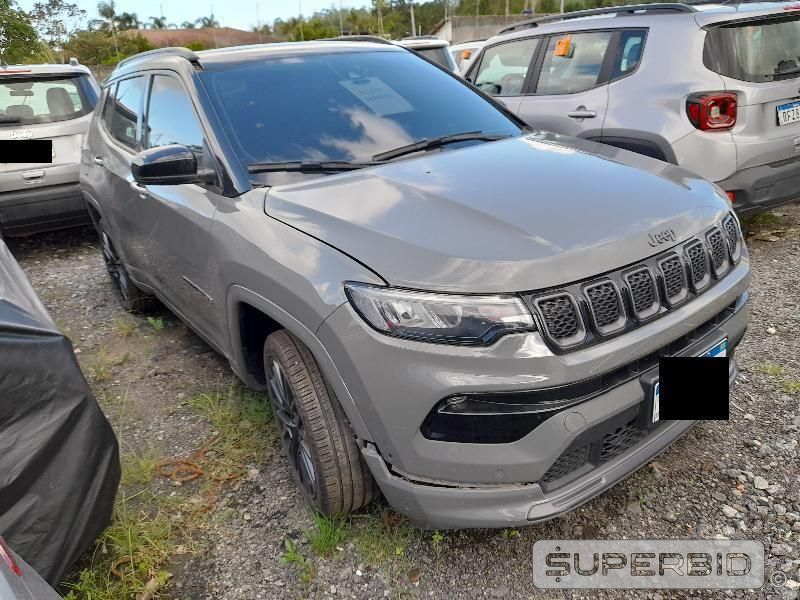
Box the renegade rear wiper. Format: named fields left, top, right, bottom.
left=372, top=131, right=511, bottom=162
left=247, top=160, right=385, bottom=174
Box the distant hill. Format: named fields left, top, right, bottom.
left=124, top=27, right=284, bottom=49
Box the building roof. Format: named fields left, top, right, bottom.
left=123, top=27, right=283, bottom=49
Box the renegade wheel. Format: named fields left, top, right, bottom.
left=264, top=330, right=377, bottom=514
left=97, top=220, right=153, bottom=313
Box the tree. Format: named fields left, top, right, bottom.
left=147, top=15, right=167, bottom=29
left=116, top=12, right=140, bottom=30
left=196, top=14, right=220, bottom=28
left=29, top=0, right=86, bottom=61
left=63, top=29, right=151, bottom=64
left=181, top=21, right=196, bottom=28
left=0, top=0, right=45, bottom=64
left=95, top=1, right=119, bottom=57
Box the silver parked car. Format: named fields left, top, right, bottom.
left=81, top=42, right=749, bottom=529
left=0, top=62, right=98, bottom=236
left=397, top=36, right=459, bottom=71
left=466, top=1, right=800, bottom=215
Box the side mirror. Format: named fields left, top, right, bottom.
left=131, top=144, right=198, bottom=185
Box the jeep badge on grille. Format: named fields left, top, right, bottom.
left=648, top=228, right=677, bottom=247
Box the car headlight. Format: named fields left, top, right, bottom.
left=344, top=283, right=535, bottom=346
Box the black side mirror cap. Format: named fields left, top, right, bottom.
left=131, top=144, right=199, bottom=186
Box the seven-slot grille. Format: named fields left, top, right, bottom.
left=528, top=219, right=741, bottom=349
left=535, top=294, right=581, bottom=341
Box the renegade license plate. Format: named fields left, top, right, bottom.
left=652, top=338, right=727, bottom=423
left=777, top=100, right=800, bottom=126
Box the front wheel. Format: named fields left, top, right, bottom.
left=264, top=330, right=377, bottom=514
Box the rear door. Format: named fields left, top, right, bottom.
left=703, top=13, right=800, bottom=170
left=468, top=37, right=541, bottom=113
left=516, top=29, right=621, bottom=138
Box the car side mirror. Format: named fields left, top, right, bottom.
left=131, top=144, right=200, bottom=186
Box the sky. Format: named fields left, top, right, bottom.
left=15, top=0, right=365, bottom=31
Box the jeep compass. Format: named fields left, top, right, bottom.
left=80, top=41, right=750, bottom=528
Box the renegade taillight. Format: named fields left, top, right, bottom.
left=0, top=536, right=22, bottom=577
left=686, top=92, right=737, bottom=131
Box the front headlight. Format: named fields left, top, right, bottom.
left=344, top=283, right=535, bottom=346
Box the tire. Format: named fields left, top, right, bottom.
left=97, top=220, right=153, bottom=313
left=264, top=330, right=377, bottom=514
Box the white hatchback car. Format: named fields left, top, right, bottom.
left=0, top=61, right=98, bottom=236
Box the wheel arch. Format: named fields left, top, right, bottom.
left=227, top=284, right=375, bottom=442
left=590, top=132, right=677, bottom=164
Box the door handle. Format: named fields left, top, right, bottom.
left=92, top=156, right=105, bottom=166
left=567, top=107, right=597, bottom=119
left=21, top=170, right=45, bottom=183
left=130, top=181, right=149, bottom=197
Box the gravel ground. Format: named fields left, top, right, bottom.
left=6, top=205, right=800, bottom=600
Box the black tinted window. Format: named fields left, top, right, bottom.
left=144, top=75, right=204, bottom=151
left=199, top=51, right=521, bottom=165
left=109, top=76, right=146, bottom=149
left=0, top=75, right=94, bottom=126
left=609, top=30, right=646, bottom=80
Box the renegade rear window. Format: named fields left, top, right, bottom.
left=199, top=51, right=521, bottom=165
left=414, top=47, right=454, bottom=69
left=0, top=75, right=96, bottom=126
left=704, top=15, right=800, bottom=82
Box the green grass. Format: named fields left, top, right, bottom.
left=305, top=512, right=348, bottom=557
left=782, top=380, right=800, bottom=394
left=120, top=451, right=159, bottom=486
left=743, top=211, right=784, bottom=231
left=62, top=493, right=175, bottom=599
left=146, top=316, right=165, bottom=332
left=755, top=363, right=785, bottom=377
left=113, top=317, right=139, bottom=337
left=280, top=539, right=316, bottom=586
left=85, top=351, right=131, bottom=383
left=186, top=385, right=275, bottom=483
left=351, top=506, right=416, bottom=570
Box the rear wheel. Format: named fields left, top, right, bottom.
left=265, top=330, right=377, bottom=514
left=97, top=220, right=153, bottom=313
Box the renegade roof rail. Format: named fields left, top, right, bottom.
left=497, top=3, right=697, bottom=34
left=114, top=47, right=201, bottom=71
left=322, top=35, right=395, bottom=44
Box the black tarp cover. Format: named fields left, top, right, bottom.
left=0, top=239, right=120, bottom=585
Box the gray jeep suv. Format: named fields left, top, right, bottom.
left=81, top=41, right=750, bottom=529
left=466, top=1, right=800, bottom=215
left=1, top=62, right=98, bottom=236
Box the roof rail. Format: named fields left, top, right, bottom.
left=115, top=47, right=201, bottom=71
left=321, top=35, right=395, bottom=44
left=401, top=35, right=438, bottom=40
left=497, top=3, right=697, bottom=34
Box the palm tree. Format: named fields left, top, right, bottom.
left=117, top=11, right=140, bottom=30
left=148, top=15, right=167, bottom=29
left=195, top=14, right=220, bottom=28
left=97, top=1, right=119, bottom=56
left=181, top=20, right=196, bottom=28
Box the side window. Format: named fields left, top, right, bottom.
left=144, top=75, right=204, bottom=153
left=109, top=76, right=147, bottom=150
left=609, top=30, right=646, bottom=81
left=474, top=38, right=539, bottom=97
left=536, top=31, right=614, bottom=95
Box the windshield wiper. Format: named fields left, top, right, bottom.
left=248, top=160, right=384, bottom=174
left=0, top=116, right=21, bottom=124
left=372, top=131, right=511, bottom=162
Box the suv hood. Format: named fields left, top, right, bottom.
left=265, top=132, right=730, bottom=293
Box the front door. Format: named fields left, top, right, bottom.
left=136, top=73, right=222, bottom=345
left=470, top=37, right=542, bottom=114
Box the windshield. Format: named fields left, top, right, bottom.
left=198, top=50, right=521, bottom=166
left=704, top=15, right=800, bottom=82
left=0, top=75, right=96, bottom=126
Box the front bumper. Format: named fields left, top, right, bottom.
left=717, top=157, right=800, bottom=216
left=0, top=182, right=90, bottom=237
